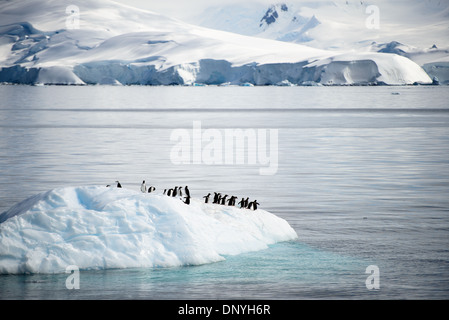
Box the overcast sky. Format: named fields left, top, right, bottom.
left=115, top=0, right=272, bottom=20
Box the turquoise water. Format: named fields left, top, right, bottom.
left=1, top=85, right=449, bottom=299
left=0, top=241, right=372, bottom=299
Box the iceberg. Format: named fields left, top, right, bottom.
left=0, top=186, right=297, bottom=274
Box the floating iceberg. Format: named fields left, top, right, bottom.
left=0, top=186, right=297, bottom=274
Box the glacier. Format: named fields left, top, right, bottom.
left=194, top=1, right=449, bottom=84
left=0, top=0, right=432, bottom=86
left=0, top=186, right=298, bottom=274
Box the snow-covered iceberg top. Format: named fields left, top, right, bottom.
left=0, top=186, right=297, bottom=274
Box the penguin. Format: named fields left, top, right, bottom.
left=167, top=188, right=173, bottom=196
left=238, top=197, right=246, bottom=208
left=220, top=195, right=228, bottom=205
left=203, top=193, right=211, bottom=203
left=116, top=181, right=122, bottom=188
left=172, top=186, right=178, bottom=197
left=178, top=186, right=183, bottom=197
left=148, top=186, right=156, bottom=193
left=244, top=197, right=249, bottom=207
left=184, top=186, right=191, bottom=198
left=163, top=189, right=167, bottom=195
left=249, top=200, right=260, bottom=210
left=227, top=196, right=237, bottom=206
left=140, top=180, right=147, bottom=193
left=213, top=192, right=220, bottom=204
left=184, top=196, right=191, bottom=205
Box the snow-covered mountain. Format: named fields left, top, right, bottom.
left=0, top=0, right=433, bottom=85
left=196, top=1, right=449, bottom=49
left=194, top=0, right=449, bottom=83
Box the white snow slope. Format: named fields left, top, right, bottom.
left=195, top=1, right=449, bottom=50
left=0, top=186, right=298, bottom=274
left=194, top=1, right=449, bottom=84
left=0, top=0, right=432, bottom=85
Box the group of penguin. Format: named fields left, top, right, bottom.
left=140, top=180, right=157, bottom=194
left=113, top=180, right=259, bottom=210
left=203, top=192, right=260, bottom=210
left=139, top=180, right=192, bottom=204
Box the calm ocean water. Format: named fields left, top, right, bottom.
left=0, top=85, right=448, bottom=300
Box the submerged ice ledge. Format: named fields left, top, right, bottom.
left=0, top=186, right=297, bottom=274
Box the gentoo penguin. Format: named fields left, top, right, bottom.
left=178, top=186, right=183, bottom=197
left=148, top=186, right=156, bottom=193
left=213, top=192, right=220, bottom=204
left=203, top=193, right=211, bottom=203
left=141, top=180, right=147, bottom=193
left=244, top=197, right=249, bottom=207
left=249, top=200, right=260, bottom=210
left=184, top=186, right=191, bottom=198
left=228, top=196, right=237, bottom=206
left=172, top=186, right=178, bottom=197
left=167, top=188, right=173, bottom=196
left=220, top=195, right=228, bottom=205
left=116, top=181, right=122, bottom=188
left=238, top=198, right=246, bottom=208
left=184, top=196, right=191, bottom=205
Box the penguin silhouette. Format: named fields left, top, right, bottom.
left=238, top=198, right=246, bottom=208
left=203, top=193, right=211, bottom=203
left=172, top=186, right=178, bottom=197
left=148, top=186, right=156, bottom=193
left=249, top=200, right=260, bottom=210
left=141, top=180, right=147, bottom=193
left=228, top=196, right=237, bottom=206
left=116, top=181, right=122, bottom=188
left=213, top=192, right=220, bottom=204
left=185, top=186, right=191, bottom=198
left=167, top=188, right=173, bottom=196
left=244, top=197, right=249, bottom=207
left=184, top=196, right=191, bottom=205
left=178, top=186, right=183, bottom=197
left=220, top=195, right=228, bottom=205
